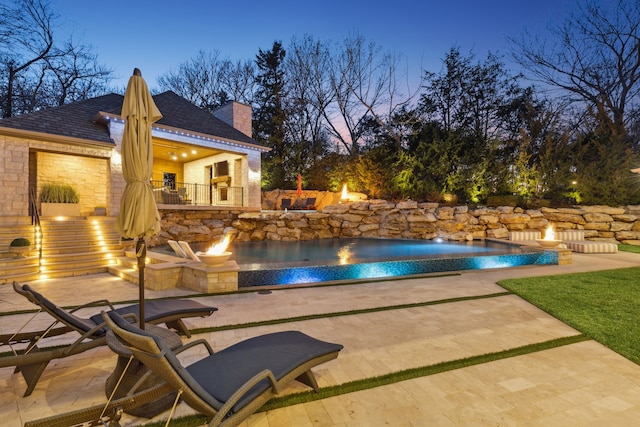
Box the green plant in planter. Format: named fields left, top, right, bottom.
left=10, top=237, right=31, bottom=247
left=39, top=183, right=79, bottom=203
left=9, top=237, right=31, bottom=257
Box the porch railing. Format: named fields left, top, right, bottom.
left=150, top=180, right=244, bottom=207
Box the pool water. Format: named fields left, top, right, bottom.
left=226, top=238, right=555, bottom=287
left=154, top=238, right=555, bottom=287
left=229, top=238, right=519, bottom=268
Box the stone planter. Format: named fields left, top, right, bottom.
left=9, top=246, right=31, bottom=258
left=41, top=203, right=81, bottom=217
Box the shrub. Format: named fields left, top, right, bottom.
left=10, top=237, right=31, bottom=247
left=39, top=183, right=79, bottom=203
left=486, top=195, right=522, bottom=207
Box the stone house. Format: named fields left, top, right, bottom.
left=0, top=92, right=269, bottom=218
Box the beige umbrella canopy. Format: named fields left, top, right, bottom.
left=116, top=68, right=162, bottom=238
left=116, top=68, right=162, bottom=328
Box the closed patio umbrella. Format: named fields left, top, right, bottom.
left=115, top=68, right=162, bottom=329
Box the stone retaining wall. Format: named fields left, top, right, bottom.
left=156, top=201, right=640, bottom=246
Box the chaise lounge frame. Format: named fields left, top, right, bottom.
left=0, top=281, right=217, bottom=397
left=101, top=310, right=343, bottom=427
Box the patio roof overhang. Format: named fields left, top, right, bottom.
left=0, top=125, right=115, bottom=151
left=95, top=111, right=272, bottom=154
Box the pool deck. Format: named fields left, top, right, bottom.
left=2, top=250, right=640, bottom=426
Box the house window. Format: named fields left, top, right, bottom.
left=163, top=172, right=176, bottom=189
left=214, top=160, right=228, bottom=177
left=220, top=187, right=228, bottom=201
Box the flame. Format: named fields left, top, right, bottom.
left=206, top=234, right=232, bottom=255
left=341, top=183, right=348, bottom=200
left=544, top=225, right=556, bottom=241
left=337, top=244, right=353, bottom=265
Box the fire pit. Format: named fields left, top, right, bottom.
left=536, top=225, right=562, bottom=248
left=196, top=251, right=232, bottom=266
left=535, top=239, right=562, bottom=248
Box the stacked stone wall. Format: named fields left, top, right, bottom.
left=155, top=201, right=640, bottom=247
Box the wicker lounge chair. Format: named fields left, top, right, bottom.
left=1, top=282, right=217, bottom=396
left=102, top=310, right=343, bottom=427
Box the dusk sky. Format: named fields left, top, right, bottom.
left=54, top=0, right=575, bottom=92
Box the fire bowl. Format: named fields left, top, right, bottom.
left=535, top=239, right=562, bottom=248
left=196, top=251, right=232, bottom=266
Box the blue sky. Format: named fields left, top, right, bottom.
left=55, top=0, right=575, bottom=92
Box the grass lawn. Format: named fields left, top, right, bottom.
left=499, top=264, right=640, bottom=365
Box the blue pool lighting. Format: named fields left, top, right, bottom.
left=225, top=238, right=556, bottom=288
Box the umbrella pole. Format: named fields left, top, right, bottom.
left=136, top=238, right=146, bottom=330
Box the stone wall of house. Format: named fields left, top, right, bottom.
left=155, top=201, right=640, bottom=247
left=0, top=134, right=113, bottom=217
left=38, top=152, right=109, bottom=216
left=0, top=136, right=30, bottom=216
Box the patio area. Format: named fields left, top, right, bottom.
left=2, top=250, right=640, bottom=426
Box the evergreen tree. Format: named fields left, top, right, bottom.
left=254, top=41, right=288, bottom=190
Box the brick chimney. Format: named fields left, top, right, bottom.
left=212, top=101, right=252, bottom=138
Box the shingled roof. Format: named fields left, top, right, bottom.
left=0, top=91, right=259, bottom=146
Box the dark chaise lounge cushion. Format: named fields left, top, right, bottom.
left=186, top=331, right=343, bottom=412
left=89, top=299, right=217, bottom=327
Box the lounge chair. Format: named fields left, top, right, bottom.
left=1, top=282, right=217, bottom=396
left=556, top=230, right=619, bottom=253
left=102, top=310, right=343, bottom=427
left=303, top=197, right=316, bottom=210
left=168, top=239, right=188, bottom=258
left=179, top=240, right=201, bottom=262
left=508, top=230, right=542, bottom=243
left=281, top=198, right=292, bottom=210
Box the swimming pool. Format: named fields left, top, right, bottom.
left=187, top=238, right=556, bottom=287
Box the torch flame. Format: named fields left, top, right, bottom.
left=341, top=183, right=348, bottom=200
left=544, top=225, right=555, bottom=241
left=206, top=234, right=232, bottom=255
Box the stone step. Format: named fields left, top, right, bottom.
left=41, top=243, right=123, bottom=254
left=41, top=249, right=122, bottom=263
left=0, top=271, right=43, bottom=284
left=40, top=266, right=111, bottom=280
left=0, top=216, right=129, bottom=283
left=116, top=255, right=138, bottom=270
left=0, top=255, right=40, bottom=279
left=41, top=254, right=118, bottom=271
left=0, top=226, right=37, bottom=249
left=108, top=264, right=139, bottom=285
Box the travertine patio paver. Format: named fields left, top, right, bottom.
left=0, top=250, right=639, bottom=426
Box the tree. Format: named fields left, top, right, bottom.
left=254, top=41, right=288, bottom=190
left=512, top=0, right=640, bottom=139
left=418, top=48, right=524, bottom=202
left=157, top=50, right=255, bottom=111
left=324, top=34, right=417, bottom=155
left=42, top=38, right=112, bottom=107
left=512, top=0, right=640, bottom=204
left=0, top=0, right=112, bottom=117
left=284, top=35, right=332, bottom=177
left=0, top=0, right=55, bottom=117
